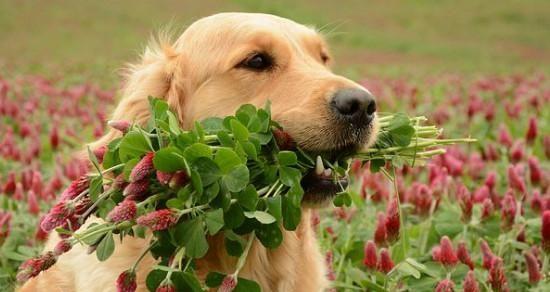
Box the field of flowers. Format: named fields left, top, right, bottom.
left=0, top=73, right=548, bottom=291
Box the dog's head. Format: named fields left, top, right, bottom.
left=102, top=13, right=378, bottom=203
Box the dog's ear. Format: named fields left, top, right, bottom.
left=89, top=33, right=182, bottom=151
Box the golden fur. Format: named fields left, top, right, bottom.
left=20, top=13, right=376, bottom=292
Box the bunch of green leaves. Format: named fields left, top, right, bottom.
left=73, top=98, right=312, bottom=291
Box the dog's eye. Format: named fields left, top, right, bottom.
left=321, top=53, right=330, bottom=64
left=238, top=53, right=273, bottom=71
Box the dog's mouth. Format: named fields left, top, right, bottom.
left=300, top=149, right=355, bottom=205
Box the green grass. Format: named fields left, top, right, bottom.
left=1, top=0, right=549, bottom=82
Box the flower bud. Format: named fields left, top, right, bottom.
left=507, top=165, right=526, bottom=195
left=524, top=251, right=542, bottom=284
left=527, top=156, right=542, bottom=185
left=530, top=191, right=543, bottom=213
left=156, top=283, right=176, bottom=292
left=123, top=179, right=150, bottom=201
left=488, top=257, right=509, bottom=292
left=27, top=190, right=40, bottom=215
left=93, top=145, right=107, bottom=164
left=484, top=171, right=497, bottom=191
left=500, top=193, right=516, bottom=230
left=480, top=240, right=495, bottom=270
left=385, top=198, right=400, bottom=243
left=541, top=210, right=550, bottom=253
left=457, top=241, right=474, bottom=270
left=377, top=248, right=394, bottom=274
left=438, top=236, right=458, bottom=267
left=60, top=176, right=90, bottom=201
left=53, top=239, right=73, bottom=256
left=509, top=140, right=525, bottom=162
left=457, top=185, right=473, bottom=222
left=0, top=211, right=12, bottom=243
left=169, top=171, right=189, bottom=189
left=435, top=279, right=454, bottom=292
left=463, top=271, right=480, bottom=292
left=136, top=209, right=178, bottom=231
left=156, top=170, right=173, bottom=185
left=108, top=120, right=131, bottom=133
left=363, top=240, right=377, bottom=270
left=115, top=269, right=137, bottom=292
left=374, top=212, right=387, bottom=246
left=526, top=116, right=538, bottom=143
left=16, top=252, right=57, bottom=283
left=481, top=198, right=494, bottom=220
left=107, top=199, right=137, bottom=223
left=498, top=124, right=513, bottom=148
left=50, top=125, right=60, bottom=150
left=219, top=274, right=238, bottom=292
left=41, top=201, right=76, bottom=232
left=130, top=152, right=155, bottom=182
left=3, top=172, right=16, bottom=194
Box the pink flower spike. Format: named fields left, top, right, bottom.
left=219, top=274, right=238, bottom=292
left=541, top=210, right=550, bottom=253
left=484, top=171, right=497, bottom=191
left=363, top=240, right=377, bottom=270
left=434, top=279, right=454, bottom=292
left=457, top=241, right=474, bottom=270
left=115, top=269, right=137, bottom=292
left=480, top=240, right=495, bottom=270
left=524, top=251, right=542, bottom=284
left=526, top=116, right=538, bottom=143
left=438, top=236, right=458, bottom=267
left=377, top=248, right=394, bottom=274
left=93, top=145, right=107, bottom=164
left=53, top=239, right=73, bottom=256
left=527, top=156, right=542, bottom=185
left=374, top=212, right=387, bottom=246
left=385, top=198, right=400, bottom=243
left=136, top=209, right=178, bottom=231
left=60, top=176, right=90, bottom=201
left=107, top=199, right=137, bottom=223
left=498, top=124, right=513, bottom=148
left=156, top=283, right=176, bottom=292
left=481, top=198, right=494, bottom=220
left=463, top=271, right=480, bottom=292
left=530, top=191, right=543, bottom=213
left=27, top=190, right=40, bottom=215
left=130, top=152, right=155, bottom=182
left=108, top=120, right=131, bottom=133
left=507, top=165, right=526, bottom=195
left=488, top=257, right=509, bottom=292
left=156, top=170, right=173, bottom=185
left=500, top=193, right=516, bottom=230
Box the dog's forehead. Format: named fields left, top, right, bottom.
left=181, top=13, right=321, bottom=46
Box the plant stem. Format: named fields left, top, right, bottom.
left=101, top=163, right=124, bottom=175
left=232, top=231, right=255, bottom=276
left=335, top=224, right=353, bottom=281
left=420, top=200, right=437, bottom=255
left=391, top=166, right=407, bottom=258
left=131, top=241, right=156, bottom=271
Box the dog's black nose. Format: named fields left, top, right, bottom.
left=331, top=88, right=376, bottom=123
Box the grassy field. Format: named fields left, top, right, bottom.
left=1, top=0, right=549, bottom=83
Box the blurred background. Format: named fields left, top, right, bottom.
left=1, top=1, right=549, bottom=290
left=1, top=0, right=549, bottom=84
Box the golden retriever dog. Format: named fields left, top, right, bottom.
left=21, top=12, right=377, bottom=292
